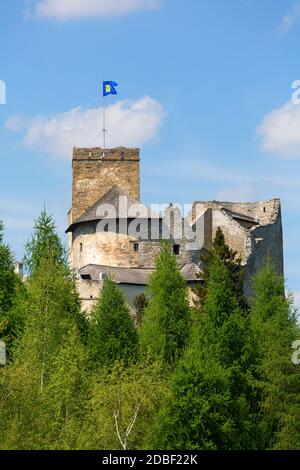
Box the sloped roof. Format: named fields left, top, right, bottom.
left=66, top=186, right=158, bottom=233
left=224, top=209, right=259, bottom=225
left=78, top=262, right=203, bottom=285
left=79, top=264, right=153, bottom=285
left=180, top=263, right=203, bottom=281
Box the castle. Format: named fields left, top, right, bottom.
left=66, top=147, right=284, bottom=312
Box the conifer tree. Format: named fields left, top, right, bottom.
left=249, top=262, right=300, bottom=449
left=0, top=221, right=23, bottom=354
left=194, top=227, right=246, bottom=308
left=148, top=256, right=255, bottom=450
left=24, top=210, right=66, bottom=275
left=0, top=213, right=87, bottom=449
left=78, top=361, right=167, bottom=450
left=42, top=325, right=88, bottom=449
left=88, top=277, right=138, bottom=370
left=140, top=241, right=190, bottom=368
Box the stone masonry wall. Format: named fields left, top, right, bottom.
left=71, top=147, right=140, bottom=223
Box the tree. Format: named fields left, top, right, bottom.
left=193, top=227, right=246, bottom=309
left=41, top=325, right=88, bottom=449
left=249, top=262, right=300, bottom=449
left=24, top=210, right=66, bottom=275
left=0, top=221, right=23, bottom=355
left=133, top=293, right=149, bottom=327
left=78, top=361, right=167, bottom=450
left=0, top=212, right=88, bottom=449
left=88, top=277, right=138, bottom=370
left=140, top=242, right=190, bottom=368
left=148, top=256, right=256, bottom=450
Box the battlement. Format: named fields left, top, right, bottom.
left=191, top=198, right=281, bottom=226
left=71, top=147, right=140, bottom=223
left=73, top=147, right=140, bottom=162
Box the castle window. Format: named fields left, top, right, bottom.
left=136, top=223, right=141, bottom=233
left=173, top=244, right=180, bottom=256
left=81, top=274, right=91, bottom=280
left=104, top=223, right=109, bottom=232
left=80, top=243, right=83, bottom=253
left=134, top=243, right=139, bottom=252
left=263, top=207, right=266, bottom=213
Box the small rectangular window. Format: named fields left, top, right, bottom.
left=134, top=243, right=139, bottom=252
left=80, top=243, right=83, bottom=253
left=173, top=244, right=180, bottom=255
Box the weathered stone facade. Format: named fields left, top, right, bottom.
left=71, top=147, right=140, bottom=223
left=67, top=146, right=284, bottom=312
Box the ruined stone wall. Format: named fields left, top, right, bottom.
left=244, top=208, right=284, bottom=297
left=71, top=147, right=140, bottom=223
left=211, top=209, right=249, bottom=262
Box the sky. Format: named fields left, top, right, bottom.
left=0, top=0, right=300, bottom=308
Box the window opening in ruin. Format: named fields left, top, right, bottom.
left=173, top=244, right=180, bottom=255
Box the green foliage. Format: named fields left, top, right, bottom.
left=249, top=262, right=300, bottom=449
left=148, top=256, right=256, bottom=450
left=0, top=212, right=88, bottom=449
left=0, top=221, right=23, bottom=355
left=88, top=277, right=138, bottom=370
left=78, top=361, right=167, bottom=450
left=133, top=293, right=149, bottom=327
left=194, top=227, right=246, bottom=309
left=140, top=241, right=190, bottom=368
left=24, top=210, right=66, bottom=275
left=1, top=214, right=300, bottom=451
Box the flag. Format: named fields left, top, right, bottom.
left=103, top=81, right=118, bottom=97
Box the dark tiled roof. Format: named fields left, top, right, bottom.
left=78, top=263, right=203, bottom=285
left=79, top=264, right=153, bottom=285
left=66, top=186, right=158, bottom=233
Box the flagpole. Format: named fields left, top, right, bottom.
left=102, top=93, right=106, bottom=158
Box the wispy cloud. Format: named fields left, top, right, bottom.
left=278, top=2, right=300, bottom=34
left=257, top=100, right=300, bottom=159
left=5, top=96, right=166, bottom=160
left=27, top=0, right=163, bottom=21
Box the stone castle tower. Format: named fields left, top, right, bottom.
left=67, top=146, right=284, bottom=312
left=70, top=147, right=140, bottom=223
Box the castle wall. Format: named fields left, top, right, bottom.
left=71, top=208, right=213, bottom=272
left=78, top=278, right=146, bottom=315
left=71, top=147, right=140, bottom=223
left=211, top=209, right=249, bottom=262
left=244, top=209, right=284, bottom=297
left=192, top=199, right=281, bottom=226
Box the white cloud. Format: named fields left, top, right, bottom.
left=257, top=100, right=300, bottom=159
left=278, top=2, right=300, bottom=34
left=5, top=96, right=166, bottom=160
left=28, top=0, right=163, bottom=20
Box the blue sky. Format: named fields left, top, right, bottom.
left=0, top=0, right=300, bottom=306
